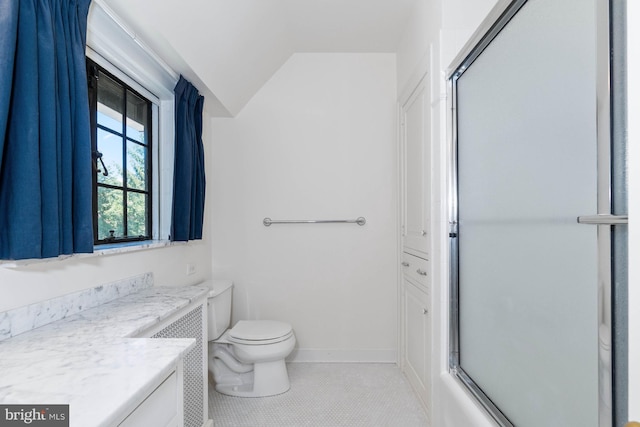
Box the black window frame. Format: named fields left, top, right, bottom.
left=86, top=58, right=153, bottom=245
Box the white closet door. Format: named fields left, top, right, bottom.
left=401, top=80, right=430, bottom=256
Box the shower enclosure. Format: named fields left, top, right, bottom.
left=448, top=0, right=628, bottom=426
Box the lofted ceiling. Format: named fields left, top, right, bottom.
left=100, top=0, right=419, bottom=117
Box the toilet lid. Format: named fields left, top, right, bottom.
left=229, top=320, right=292, bottom=341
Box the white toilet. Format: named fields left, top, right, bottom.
left=206, top=280, right=296, bottom=397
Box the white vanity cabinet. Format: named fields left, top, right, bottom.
left=0, top=282, right=210, bottom=427
left=119, top=369, right=183, bottom=427
left=138, top=297, right=209, bottom=427
left=401, top=252, right=429, bottom=291
left=401, top=258, right=431, bottom=417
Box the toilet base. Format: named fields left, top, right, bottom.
left=215, top=359, right=291, bottom=398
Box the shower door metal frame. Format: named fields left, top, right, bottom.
left=446, top=0, right=625, bottom=426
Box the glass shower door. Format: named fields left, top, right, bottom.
left=449, top=0, right=616, bottom=425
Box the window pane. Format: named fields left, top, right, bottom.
left=126, top=91, right=148, bottom=144
left=97, top=187, right=124, bottom=240
left=97, top=73, right=123, bottom=133
left=97, top=129, right=123, bottom=186
left=89, top=59, right=153, bottom=246
left=127, top=192, right=148, bottom=237
left=126, top=142, right=147, bottom=191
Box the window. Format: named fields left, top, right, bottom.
left=87, top=59, right=153, bottom=245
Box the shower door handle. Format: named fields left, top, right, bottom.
left=577, top=214, right=628, bottom=225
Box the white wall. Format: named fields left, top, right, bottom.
left=440, top=0, right=499, bottom=68
left=0, top=243, right=210, bottom=312
left=211, top=53, right=398, bottom=362
left=396, top=0, right=441, bottom=101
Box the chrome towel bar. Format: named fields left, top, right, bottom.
left=263, top=217, right=366, bottom=227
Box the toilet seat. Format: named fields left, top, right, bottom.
left=228, top=320, right=293, bottom=345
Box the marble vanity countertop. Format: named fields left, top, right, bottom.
left=0, top=284, right=210, bottom=427
left=16, top=284, right=211, bottom=341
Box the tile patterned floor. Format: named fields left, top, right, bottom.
left=208, top=363, right=429, bottom=427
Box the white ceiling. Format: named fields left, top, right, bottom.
left=101, top=0, right=418, bottom=116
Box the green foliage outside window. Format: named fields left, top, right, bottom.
left=97, top=146, right=147, bottom=240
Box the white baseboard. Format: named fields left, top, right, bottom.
left=202, top=419, right=214, bottom=427
left=287, top=348, right=397, bottom=363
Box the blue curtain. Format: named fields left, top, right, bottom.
left=171, top=76, right=206, bottom=241
left=0, top=0, right=93, bottom=260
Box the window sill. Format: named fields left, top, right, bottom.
left=93, top=239, right=179, bottom=255
left=0, top=240, right=185, bottom=268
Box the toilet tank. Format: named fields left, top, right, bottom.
left=205, top=280, right=233, bottom=341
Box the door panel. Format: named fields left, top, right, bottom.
left=402, top=82, right=430, bottom=255
left=403, top=278, right=431, bottom=409
left=453, top=0, right=600, bottom=425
